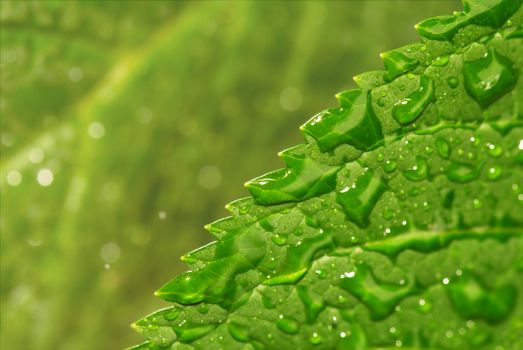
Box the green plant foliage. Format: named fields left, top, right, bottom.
left=1, top=2, right=468, bottom=349
left=132, top=1, right=523, bottom=349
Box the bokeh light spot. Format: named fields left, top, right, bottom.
left=198, top=165, right=222, bottom=189
left=280, top=87, right=303, bottom=111
left=37, top=169, right=54, bottom=187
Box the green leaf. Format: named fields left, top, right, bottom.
left=132, top=1, right=523, bottom=349
left=2, top=2, right=479, bottom=350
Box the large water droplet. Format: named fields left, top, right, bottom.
left=392, top=75, right=435, bottom=125
left=381, top=50, right=419, bottom=80
left=463, top=49, right=517, bottom=108
left=301, top=89, right=383, bottom=152
left=402, top=156, right=429, bottom=181
left=175, top=324, right=215, bottom=343
left=336, top=170, right=387, bottom=227
left=245, top=155, right=341, bottom=205
left=276, top=316, right=299, bottom=334
left=264, top=233, right=332, bottom=286
left=446, top=161, right=483, bottom=183
left=432, top=55, right=450, bottom=66
left=435, top=137, right=451, bottom=159
left=227, top=321, right=250, bottom=342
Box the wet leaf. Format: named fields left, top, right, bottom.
left=131, top=1, right=523, bottom=349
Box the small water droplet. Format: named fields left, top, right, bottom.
left=486, top=165, right=502, bottom=181
left=486, top=143, right=503, bottom=157
left=447, top=76, right=459, bottom=88
left=309, top=332, right=323, bottom=345
left=383, top=160, right=397, bottom=173
left=472, top=198, right=482, bottom=209
left=271, top=234, right=287, bottom=246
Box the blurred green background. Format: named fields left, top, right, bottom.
left=0, top=1, right=460, bottom=349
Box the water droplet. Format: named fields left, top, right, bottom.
left=432, top=55, right=449, bottom=66
left=402, top=156, right=428, bottom=181
left=336, top=170, right=387, bottom=227
left=315, top=269, right=327, bottom=279
left=163, top=307, right=181, bottom=321
left=309, top=332, right=323, bottom=345
left=381, top=50, right=419, bottom=80
left=339, top=263, right=417, bottom=320
left=446, top=161, right=482, bottom=183
left=447, top=76, right=459, bottom=88
left=463, top=49, right=517, bottom=108
left=472, top=198, right=482, bottom=209
left=486, top=165, right=502, bottom=181
left=176, top=324, right=215, bottom=343
left=271, top=234, right=287, bottom=246
left=276, top=316, right=299, bottom=334
left=486, top=143, right=503, bottom=157
left=265, top=234, right=331, bottom=286
left=302, top=89, right=383, bottom=152
left=392, top=75, right=435, bottom=125
left=383, top=160, right=397, bottom=173
left=246, top=156, right=341, bottom=205
left=382, top=208, right=394, bottom=220
left=227, top=322, right=250, bottom=342
left=417, top=298, right=432, bottom=313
